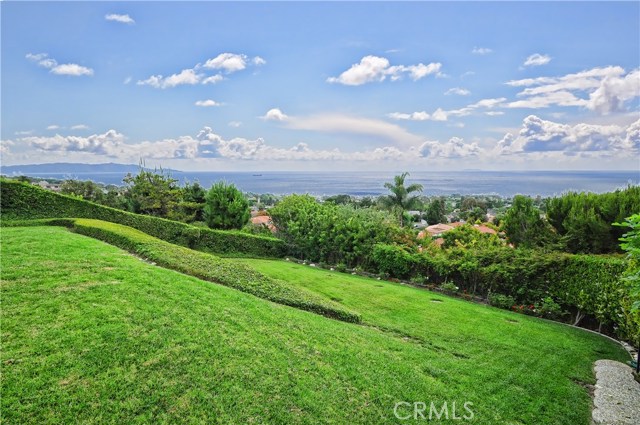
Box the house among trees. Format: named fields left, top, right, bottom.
left=419, top=223, right=454, bottom=238
left=250, top=213, right=276, bottom=233
left=35, top=181, right=61, bottom=192
left=418, top=222, right=498, bottom=245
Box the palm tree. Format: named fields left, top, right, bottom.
left=380, top=172, right=423, bottom=226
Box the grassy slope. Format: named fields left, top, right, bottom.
left=70, top=218, right=359, bottom=323
left=1, top=227, right=628, bottom=424
left=233, top=259, right=631, bottom=424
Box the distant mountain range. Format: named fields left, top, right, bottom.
left=1, top=163, right=182, bottom=175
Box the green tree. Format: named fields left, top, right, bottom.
left=441, top=224, right=502, bottom=250
left=463, top=206, right=487, bottom=223
left=614, top=215, right=640, bottom=348
left=179, top=181, right=206, bottom=222
left=460, top=196, right=487, bottom=213
left=380, top=172, right=423, bottom=227
left=269, top=195, right=407, bottom=266
left=122, top=167, right=182, bottom=218
left=102, top=187, right=126, bottom=210
left=546, top=186, right=640, bottom=253
left=616, top=214, right=640, bottom=311
left=204, top=181, right=250, bottom=230
left=60, top=179, right=104, bottom=203
left=502, top=195, right=554, bottom=249
left=324, top=194, right=353, bottom=205
left=425, top=198, right=447, bottom=224
left=357, top=196, right=375, bottom=208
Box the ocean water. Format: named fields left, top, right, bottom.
left=15, top=170, right=640, bottom=197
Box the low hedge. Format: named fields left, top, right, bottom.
left=66, top=218, right=360, bottom=323
left=0, top=180, right=285, bottom=258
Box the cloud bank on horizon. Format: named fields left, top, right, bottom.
left=2, top=1, right=639, bottom=171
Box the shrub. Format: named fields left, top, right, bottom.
left=488, top=293, right=517, bottom=310
left=371, top=244, right=414, bottom=278
left=535, top=297, right=566, bottom=321
left=204, top=181, right=250, bottom=230
left=409, top=274, right=428, bottom=286
left=413, top=246, right=632, bottom=339
left=269, top=195, right=409, bottom=267
left=439, top=282, right=459, bottom=293
left=512, top=304, right=536, bottom=316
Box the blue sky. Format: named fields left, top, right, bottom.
left=2, top=1, right=639, bottom=171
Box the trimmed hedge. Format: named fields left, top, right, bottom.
left=371, top=243, right=636, bottom=342
left=67, top=218, right=360, bottom=323
left=371, top=244, right=414, bottom=279
left=0, top=180, right=284, bottom=258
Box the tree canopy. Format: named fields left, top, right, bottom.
left=204, top=181, right=250, bottom=230
left=502, top=195, right=555, bottom=249
left=379, top=172, right=423, bottom=226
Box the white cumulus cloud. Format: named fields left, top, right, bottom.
left=505, top=66, right=640, bottom=114
left=202, top=74, right=224, bottom=85
left=388, top=98, right=506, bottom=122
left=138, top=53, right=264, bottom=89
left=25, top=130, right=126, bottom=156
left=262, top=108, right=290, bottom=122
left=523, top=53, right=552, bottom=67
left=137, top=69, right=201, bottom=89
left=327, top=55, right=442, bottom=86
left=1, top=140, right=15, bottom=154
left=252, top=56, right=267, bottom=66
left=419, top=137, right=481, bottom=158
left=494, top=115, right=639, bottom=155
left=19, top=126, right=421, bottom=162
left=195, top=100, right=222, bottom=107
left=50, top=64, right=94, bottom=76
left=588, top=68, right=640, bottom=114
left=105, top=13, right=135, bottom=24
left=203, top=53, right=248, bottom=73
left=445, top=87, right=471, bottom=96
left=26, top=53, right=93, bottom=77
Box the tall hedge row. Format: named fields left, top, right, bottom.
left=0, top=180, right=285, bottom=258
left=372, top=244, right=636, bottom=342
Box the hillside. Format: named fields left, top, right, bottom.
left=2, top=226, right=629, bottom=424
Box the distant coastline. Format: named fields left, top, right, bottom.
left=2, top=164, right=638, bottom=197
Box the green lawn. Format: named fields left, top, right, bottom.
left=1, top=227, right=628, bottom=424
left=233, top=258, right=631, bottom=423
